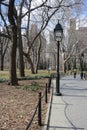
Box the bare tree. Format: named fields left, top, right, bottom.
left=0, top=35, right=9, bottom=70
left=17, top=0, right=25, bottom=77
left=8, top=0, right=18, bottom=85
left=0, top=0, right=85, bottom=84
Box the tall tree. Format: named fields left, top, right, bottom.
left=8, top=0, right=18, bottom=85
left=0, top=36, right=9, bottom=70
left=17, top=0, right=25, bottom=77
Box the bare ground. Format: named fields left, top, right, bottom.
left=0, top=79, right=50, bottom=130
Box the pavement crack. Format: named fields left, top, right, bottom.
left=61, top=96, right=79, bottom=130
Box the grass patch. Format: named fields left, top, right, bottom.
left=21, top=85, right=30, bottom=91
left=0, top=69, right=56, bottom=80
left=21, top=82, right=40, bottom=91
left=0, top=70, right=9, bottom=80
left=0, top=78, right=8, bottom=83
left=31, top=82, right=40, bottom=91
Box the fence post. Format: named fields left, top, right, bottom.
left=45, top=83, right=48, bottom=103
left=38, top=92, right=42, bottom=126
left=48, top=77, right=51, bottom=93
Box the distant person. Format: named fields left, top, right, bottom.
left=83, top=71, right=86, bottom=80
left=48, top=67, right=51, bottom=74
left=73, top=69, right=77, bottom=78
left=80, top=71, right=83, bottom=79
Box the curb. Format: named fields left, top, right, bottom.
left=43, top=86, right=53, bottom=130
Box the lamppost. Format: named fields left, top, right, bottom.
left=54, top=21, right=63, bottom=96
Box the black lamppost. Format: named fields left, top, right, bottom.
left=54, top=21, right=63, bottom=96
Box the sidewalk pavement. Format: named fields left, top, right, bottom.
left=44, top=75, right=87, bottom=130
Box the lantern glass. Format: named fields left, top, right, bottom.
left=54, top=31, right=62, bottom=42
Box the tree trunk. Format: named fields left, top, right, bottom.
left=1, top=56, right=4, bottom=71
left=18, top=36, right=25, bottom=77
left=9, top=27, right=18, bottom=85
left=27, top=55, right=35, bottom=74
left=0, top=41, right=4, bottom=70
left=24, top=53, right=35, bottom=74
left=64, top=62, right=66, bottom=73
left=35, top=37, right=42, bottom=73
left=0, top=38, right=9, bottom=71
left=17, top=20, right=25, bottom=77
left=8, top=0, right=18, bottom=85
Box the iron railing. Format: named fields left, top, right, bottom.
left=25, top=77, right=52, bottom=130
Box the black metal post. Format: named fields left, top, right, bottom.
left=80, top=53, right=84, bottom=79
left=38, top=92, right=42, bottom=126
left=48, top=77, right=51, bottom=93
left=56, top=41, right=62, bottom=96
left=81, top=58, right=83, bottom=79
left=45, top=84, right=48, bottom=103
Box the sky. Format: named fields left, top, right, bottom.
left=0, top=0, right=87, bottom=31
left=76, top=0, right=87, bottom=28
left=82, top=0, right=87, bottom=16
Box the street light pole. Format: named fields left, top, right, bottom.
left=54, top=21, right=63, bottom=96
left=56, top=41, right=60, bottom=94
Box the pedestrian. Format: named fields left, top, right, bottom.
left=73, top=69, right=77, bottom=78
left=80, top=71, right=83, bottom=79
left=83, top=71, right=86, bottom=80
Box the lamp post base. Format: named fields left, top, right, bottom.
left=55, top=92, right=62, bottom=96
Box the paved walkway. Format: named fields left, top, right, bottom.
left=44, top=75, right=87, bottom=130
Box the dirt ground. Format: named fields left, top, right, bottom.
left=0, top=78, right=50, bottom=130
